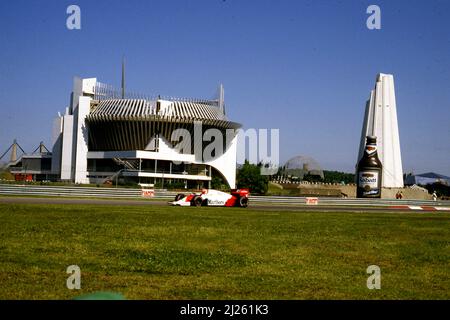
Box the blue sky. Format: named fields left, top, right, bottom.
left=0, top=0, right=449, bottom=175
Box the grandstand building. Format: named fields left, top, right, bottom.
left=48, top=77, right=241, bottom=188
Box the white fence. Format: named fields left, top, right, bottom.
left=0, top=184, right=143, bottom=199
left=0, top=184, right=449, bottom=207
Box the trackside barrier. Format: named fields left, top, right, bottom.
left=0, top=184, right=143, bottom=199
left=1, top=184, right=450, bottom=207
left=249, top=195, right=450, bottom=207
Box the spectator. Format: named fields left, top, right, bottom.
left=432, top=191, right=437, bottom=201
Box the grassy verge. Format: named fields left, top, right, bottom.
left=0, top=203, right=449, bottom=299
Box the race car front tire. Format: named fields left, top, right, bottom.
left=191, top=195, right=203, bottom=207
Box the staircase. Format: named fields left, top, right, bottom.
left=112, top=158, right=140, bottom=170
left=100, top=158, right=140, bottom=184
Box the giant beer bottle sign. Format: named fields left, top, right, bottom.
left=357, top=136, right=382, bottom=198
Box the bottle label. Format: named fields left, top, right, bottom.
left=358, top=171, right=380, bottom=195
left=365, top=145, right=377, bottom=156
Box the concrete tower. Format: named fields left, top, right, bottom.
left=357, top=73, right=404, bottom=188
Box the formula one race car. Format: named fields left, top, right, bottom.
left=170, top=189, right=249, bottom=207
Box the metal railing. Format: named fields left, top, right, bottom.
left=1, top=184, right=450, bottom=207
left=94, top=82, right=219, bottom=106
left=0, top=184, right=142, bottom=198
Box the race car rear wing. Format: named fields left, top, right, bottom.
left=230, top=189, right=250, bottom=196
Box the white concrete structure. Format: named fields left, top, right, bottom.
left=358, top=73, right=404, bottom=188
left=53, top=77, right=96, bottom=183
left=51, top=77, right=241, bottom=188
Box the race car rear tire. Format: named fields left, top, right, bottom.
left=239, top=196, right=249, bottom=208
left=191, top=195, right=203, bottom=207
left=174, top=193, right=185, bottom=201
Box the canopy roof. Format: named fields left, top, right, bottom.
left=405, top=172, right=450, bottom=186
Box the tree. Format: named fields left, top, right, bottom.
left=0, top=168, right=14, bottom=181
left=322, top=170, right=355, bottom=184
left=236, top=160, right=269, bottom=195
left=423, top=182, right=450, bottom=198
left=303, top=173, right=323, bottom=183
left=211, top=175, right=228, bottom=191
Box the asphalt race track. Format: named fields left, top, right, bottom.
left=0, top=196, right=435, bottom=213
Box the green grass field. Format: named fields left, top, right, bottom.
left=0, top=203, right=449, bottom=299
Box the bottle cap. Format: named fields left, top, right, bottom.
left=366, top=136, right=377, bottom=144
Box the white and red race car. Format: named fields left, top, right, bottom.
left=170, top=189, right=249, bottom=207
